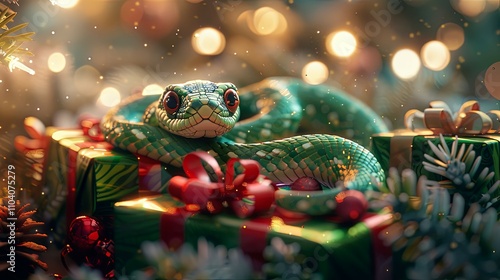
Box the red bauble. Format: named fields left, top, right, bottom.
left=334, top=190, right=368, bottom=223
left=290, top=177, right=321, bottom=191
left=68, top=216, right=104, bottom=252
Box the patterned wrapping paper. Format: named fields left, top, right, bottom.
left=41, top=128, right=142, bottom=244
left=41, top=129, right=108, bottom=243
left=39, top=126, right=171, bottom=245
left=75, top=148, right=139, bottom=217
left=40, top=124, right=186, bottom=244
left=114, top=194, right=393, bottom=279
left=372, top=131, right=500, bottom=184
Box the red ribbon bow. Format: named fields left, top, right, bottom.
left=80, top=118, right=105, bottom=142
left=168, top=152, right=275, bottom=218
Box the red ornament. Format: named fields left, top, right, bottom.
left=334, top=190, right=368, bottom=223
left=67, top=216, right=104, bottom=252
left=290, top=177, right=321, bottom=191
left=62, top=216, right=115, bottom=279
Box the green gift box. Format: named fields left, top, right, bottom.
left=372, top=130, right=500, bottom=184
left=42, top=129, right=85, bottom=221
left=75, top=148, right=139, bottom=217
left=114, top=195, right=392, bottom=279
left=41, top=128, right=139, bottom=244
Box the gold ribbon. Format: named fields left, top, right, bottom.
left=404, top=100, right=500, bottom=135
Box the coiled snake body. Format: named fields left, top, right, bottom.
left=101, top=77, right=388, bottom=215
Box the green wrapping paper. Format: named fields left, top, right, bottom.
left=137, top=156, right=184, bottom=193
left=41, top=129, right=85, bottom=223
left=41, top=129, right=140, bottom=245
left=75, top=148, right=139, bottom=217
left=372, top=131, right=500, bottom=184
left=114, top=195, right=186, bottom=275
left=114, top=195, right=392, bottom=279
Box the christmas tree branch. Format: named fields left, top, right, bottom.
left=0, top=2, right=35, bottom=75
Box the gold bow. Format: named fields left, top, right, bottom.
left=404, top=100, right=500, bottom=135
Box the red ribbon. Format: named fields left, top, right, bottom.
left=80, top=118, right=105, bottom=142
left=168, top=152, right=275, bottom=218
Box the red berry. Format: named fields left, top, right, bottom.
left=290, top=177, right=321, bottom=191
left=334, top=190, right=368, bottom=223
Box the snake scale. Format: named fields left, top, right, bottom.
left=101, top=77, right=388, bottom=215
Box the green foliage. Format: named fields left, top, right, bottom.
left=371, top=168, right=500, bottom=279
left=423, top=135, right=500, bottom=213
left=0, top=2, right=34, bottom=67
left=139, top=238, right=253, bottom=280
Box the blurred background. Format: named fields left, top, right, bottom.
left=0, top=0, right=499, bottom=151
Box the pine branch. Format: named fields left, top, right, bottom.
left=2, top=1, right=20, bottom=5
left=0, top=2, right=35, bottom=74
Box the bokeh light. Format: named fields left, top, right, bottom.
left=98, top=87, right=121, bottom=107
left=142, top=84, right=164, bottom=96
left=485, top=0, right=500, bottom=12
left=302, top=61, right=329, bottom=85
left=192, top=27, right=226, bottom=55
left=50, top=0, right=79, bottom=9
left=252, top=7, right=287, bottom=35
left=326, top=31, right=357, bottom=58
left=120, top=0, right=179, bottom=38
left=485, top=61, right=500, bottom=99
left=347, top=47, right=382, bottom=75
left=451, top=0, right=486, bottom=17
left=47, top=52, right=67, bottom=73
left=74, top=65, right=101, bottom=96
left=391, top=49, right=421, bottom=80
left=420, top=40, right=450, bottom=71
left=436, top=23, right=465, bottom=51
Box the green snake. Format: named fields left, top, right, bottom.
left=100, top=77, right=388, bottom=215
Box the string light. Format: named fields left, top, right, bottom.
left=7, top=56, right=35, bottom=75
left=326, top=30, right=357, bottom=58
left=450, top=0, right=486, bottom=17
left=302, top=61, right=329, bottom=85
left=251, top=7, right=287, bottom=35
left=98, top=87, right=121, bottom=107
left=142, top=84, right=164, bottom=96
left=420, top=41, right=450, bottom=71
left=47, top=52, right=67, bottom=73
left=391, top=49, right=421, bottom=80
left=50, top=0, right=79, bottom=8
left=192, top=27, right=226, bottom=55
left=484, top=61, right=500, bottom=99
left=436, top=23, right=465, bottom=51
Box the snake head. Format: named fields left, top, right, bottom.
left=156, top=80, right=240, bottom=138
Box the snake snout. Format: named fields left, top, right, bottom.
left=198, top=104, right=216, bottom=119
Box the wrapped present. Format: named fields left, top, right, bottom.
left=13, top=117, right=51, bottom=204
left=114, top=153, right=392, bottom=279
left=137, top=155, right=183, bottom=193
left=114, top=194, right=392, bottom=279
left=41, top=120, right=139, bottom=244
left=42, top=121, right=107, bottom=231
left=75, top=148, right=139, bottom=218
left=372, top=101, right=500, bottom=183
left=42, top=119, right=185, bottom=245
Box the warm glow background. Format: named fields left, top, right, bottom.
left=0, top=0, right=499, bottom=152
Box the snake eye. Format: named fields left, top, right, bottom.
left=162, top=90, right=180, bottom=115
left=224, top=88, right=239, bottom=113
